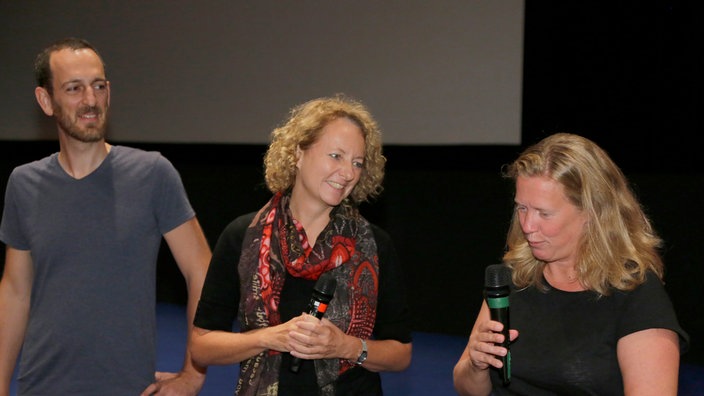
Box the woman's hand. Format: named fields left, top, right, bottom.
left=453, top=302, right=518, bottom=396
left=287, top=314, right=353, bottom=360
left=467, top=318, right=518, bottom=371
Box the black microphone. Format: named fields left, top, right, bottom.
left=290, top=272, right=337, bottom=373
left=485, top=264, right=511, bottom=386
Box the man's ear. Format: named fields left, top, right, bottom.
left=106, top=80, right=111, bottom=108
left=35, top=87, right=54, bottom=116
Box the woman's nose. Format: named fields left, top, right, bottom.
left=520, top=212, right=538, bottom=233
left=339, top=162, right=355, bottom=181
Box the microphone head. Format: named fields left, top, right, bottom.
left=314, top=272, right=337, bottom=301
left=485, top=264, right=511, bottom=288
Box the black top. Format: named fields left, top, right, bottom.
left=491, top=272, right=689, bottom=395
left=195, top=212, right=413, bottom=395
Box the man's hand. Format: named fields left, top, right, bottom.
left=140, top=370, right=205, bottom=396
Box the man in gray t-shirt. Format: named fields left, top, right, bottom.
left=0, top=37, right=211, bottom=395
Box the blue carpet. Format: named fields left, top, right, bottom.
left=154, top=303, right=704, bottom=396
left=9, top=303, right=704, bottom=395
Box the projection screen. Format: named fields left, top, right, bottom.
left=0, top=1, right=524, bottom=145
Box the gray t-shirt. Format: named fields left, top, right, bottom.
left=0, top=145, right=195, bottom=395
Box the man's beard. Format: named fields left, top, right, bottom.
left=53, top=102, right=107, bottom=143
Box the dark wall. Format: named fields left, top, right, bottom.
left=1, top=2, right=702, bottom=364
left=519, top=1, right=704, bottom=365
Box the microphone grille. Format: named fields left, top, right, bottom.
left=314, top=272, right=337, bottom=297
left=485, top=264, right=511, bottom=288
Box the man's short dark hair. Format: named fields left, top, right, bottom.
left=34, top=37, right=105, bottom=94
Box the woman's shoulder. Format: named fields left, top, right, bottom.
left=223, top=212, right=258, bottom=234
left=627, top=269, right=666, bottom=295
left=368, top=222, right=392, bottom=244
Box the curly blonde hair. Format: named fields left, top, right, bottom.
left=263, top=94, right=386, bottom=204
left=502, top=133, right=664, bottom=296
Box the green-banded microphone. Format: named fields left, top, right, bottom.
left=485, top=264, right=511, bottom=386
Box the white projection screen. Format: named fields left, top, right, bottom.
left=0, top=1, right=524, bottom=145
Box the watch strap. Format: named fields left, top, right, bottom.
left=354, top=338, right=368, bottom=366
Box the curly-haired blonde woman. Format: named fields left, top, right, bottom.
left=453, top=133, right=689, bottom=396
left=191, top=95, right=412, bottom=395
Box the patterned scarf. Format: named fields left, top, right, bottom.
left=236, top=192, right=379, bottom=396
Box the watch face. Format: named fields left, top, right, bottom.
left=356, top=339, right=368, bottom=365
left=356, top=352, right=367, bottom=365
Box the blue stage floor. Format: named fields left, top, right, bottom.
left=9, top=302, right=704, bottom=395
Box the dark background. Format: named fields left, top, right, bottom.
left=1, top=2, right=702, bottom=364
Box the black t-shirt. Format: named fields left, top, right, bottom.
left=490, top=273, right=689, bottom=395
left=194, top=212, right=412, bottom=395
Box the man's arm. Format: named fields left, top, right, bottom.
left=0, top=247, right=34, bottom=396
left=141, top=217, right=211, bottom=396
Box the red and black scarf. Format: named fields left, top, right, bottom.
left=236, top=192, right=379, bottom=396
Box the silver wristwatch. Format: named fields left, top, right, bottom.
left=354, top=338, right=368, bottom=366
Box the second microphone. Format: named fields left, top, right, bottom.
left=290, top=272, right=337, bottom=373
